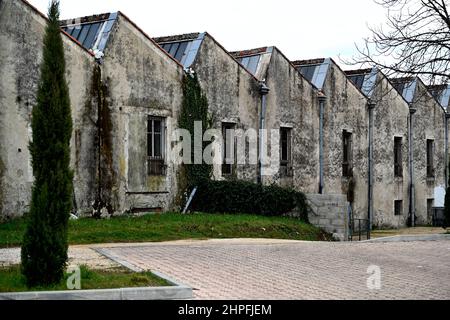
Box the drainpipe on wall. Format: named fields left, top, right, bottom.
left=258, top=81, right=270, bottom=185
left=445, top=112, right=450, bottom=188
left=318, top=94, right=327, bottom=194
left=409, top=105, right=417, bottom=227
left=367, top=100, right=376, bottom=230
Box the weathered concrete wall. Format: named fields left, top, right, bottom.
left=306, top=194, right=349, bottom=241
left=321, top=62, right=369, bottom=221
left=371, top=75, right=410, bottom=228
left=0, top=0, right=97, bottom=219
left=412, top=80, right=446, bottom=225
left=263, top=48, right=320, bottom=193
left=193, top=34, right=260, bottom=182
left=1, top=0, right=448, bottom=229
left=100, top=13, right=185, bottom=213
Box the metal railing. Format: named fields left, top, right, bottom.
left=349, top=218, right=371, bottom=241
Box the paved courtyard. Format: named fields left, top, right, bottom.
left=96, top=239, right=450, bottom=300
left=1, top=238, right=449, bottom=299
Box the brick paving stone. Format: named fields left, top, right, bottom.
left=97, top=240, right=450, bottom=300
left=1, top=239, right=448, bottom=299
left=0, top=246, right=120, bottom=270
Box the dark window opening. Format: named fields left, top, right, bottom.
left=394, top=200, right=403, bottom=216
left=427, top=139, right=434, bottom=178
left=222, top=123, right=236, bottom=176
left=280, top=127, right=293, bottom=177
left=427, top=199, right=434, bottom=220
left=343, top=130, right=353, bottom=177
left=394, top=137, right=403, bottom=177
left=147, top=117, right=166, bottom=176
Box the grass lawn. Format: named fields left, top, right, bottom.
left=0, top=212, right=331, bottom=248
left=0, top=265, right=170, bottom=293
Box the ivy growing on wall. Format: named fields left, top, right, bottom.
left=178, top=73, right=213, bottom=190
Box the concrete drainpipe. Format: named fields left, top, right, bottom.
left=318, top=94, right=327, bottom=194
left=258, top=81, right=270, bottom=185
left=409, top=105, right=417, bottom=227
left=368, top=100, right=376, bottom=230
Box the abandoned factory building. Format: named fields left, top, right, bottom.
left=1, top=0, right=449, bottom=232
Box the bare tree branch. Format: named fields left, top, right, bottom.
left=345, top=0, right=450, bottom=85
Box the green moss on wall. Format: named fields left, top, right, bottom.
left=90, top=65, right=116, bottom=217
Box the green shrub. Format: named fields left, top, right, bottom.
left=192, top=180, right=309, bottom=222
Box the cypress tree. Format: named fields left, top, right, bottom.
left=21, top=0, right=73, bottom=287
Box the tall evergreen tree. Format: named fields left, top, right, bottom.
left=21, top=0, right=73, bottom=287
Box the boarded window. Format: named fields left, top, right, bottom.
left=222, top=123, right=236, bottom=176
left=394, top=137, right=403, bottom=177
left=147, top=117, right=166, bottom=176
left=427, top=139, right=434, bottom=177
left=394, top=200, right=403, bottom=216
left=343, top=130, right=353, bottom=177
left=280, top=127, right=293, bottom=177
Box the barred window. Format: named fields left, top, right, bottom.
left=147, top=116, right=166, bottom=176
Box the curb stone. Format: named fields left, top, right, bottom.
left=0, top=248, right=193, bottom=300
left=362, top=234, right=450, bottom=243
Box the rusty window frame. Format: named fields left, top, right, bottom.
left=147, top=116, right=166, bottom=176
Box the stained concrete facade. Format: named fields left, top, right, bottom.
left=0, top=0, right=97, bottom=219
left=229, top=47, right=321, bottom=194
left=0, top=0, right=186, bottom=218
left=293, top=59, right=370, bottom=222
left=92, top=13, right=185, bottom=214
left=1, top=0, right=449, bottom=231
left=391, top=77, right=447, bottom=225
left=154, top=33, right=262, bottom=183
left=346, top=69, right=411, bottom=228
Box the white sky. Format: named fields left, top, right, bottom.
left=28, top=0, right=388, bottom=66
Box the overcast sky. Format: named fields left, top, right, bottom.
left=28, top=0, right=388, bottom=66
